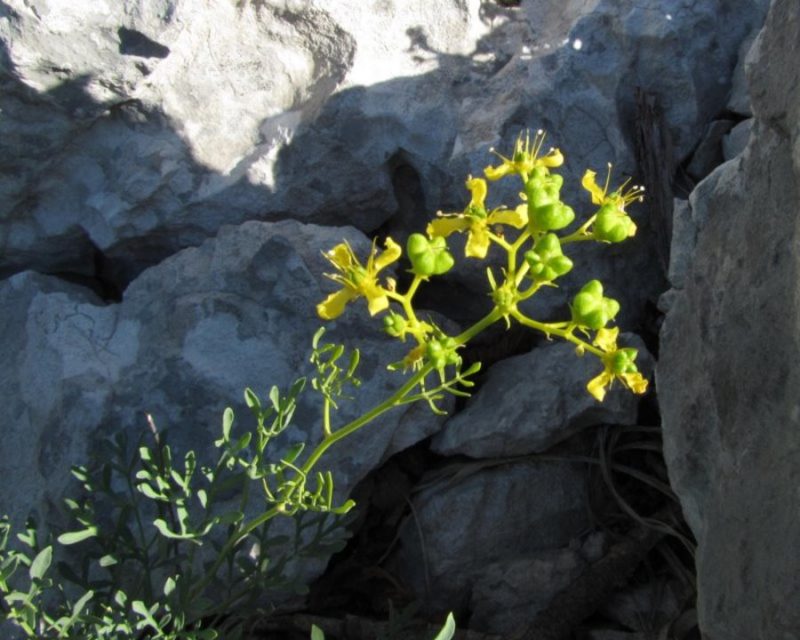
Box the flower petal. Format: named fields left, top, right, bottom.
left=427, top=216, right=471, bottom=238
left=325, top=242, right=356, bottom=269
left=484, top=163, right=513, bottom=181
left=364, top=286, right=390, bottom=316
left=621, top=371, right=649, bottom=395
left=317, top=287, right=357, bottom=320
left=489, top=206, right=528, bottom=229
left=374, top=236, right=402, bottom=272
left=581, top=170, right=605, bottom=205
left=466, top=176, right=488, bottom=209
left=465, top=224, right=490, bottom=259
left=587, top=370, right=613, bottom=402
left=593, top=327, right=619, bottom=353
left=539, top=148, right=564, bottom=167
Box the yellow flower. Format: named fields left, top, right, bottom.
left=581, top=165, right=645, bottom=210
left=427, top=176, right=527, bottom=259
left=586, top=327, right=649, bottom=402
left=317, top=237, right=401, bottom=320
left=484, top=130, right=564, bottom=181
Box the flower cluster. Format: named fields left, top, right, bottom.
left=316, top=130, right=648, bottom=402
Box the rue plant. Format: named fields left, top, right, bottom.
left=0, top=131, right=646, bottom=639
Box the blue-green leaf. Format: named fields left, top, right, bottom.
left=57, top=528, right=98, bottom=545
left=311, top=624, right=325, bottom=640
left=432, top=612, right=456, bottom=640
left=29, top=546, right=52, bottom=580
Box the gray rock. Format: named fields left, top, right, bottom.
left=0, top=220, right=446, bottom=535
left=599, top=578, right=685, bottom=633
left=686, top=119, right=735, bottom=182
left=722, top=118, right=753, bottom=161
left=727, top=26, right=761, bottom=116
left=469, top=532, right=607, bottom=634
left=387, top=459, right=591, bottom=617
left=0, top=0, right=768, bottom=314
left=658, top=1, right=800, bottom=637
left=431, top=336, right=651, bottom=458
left=667, top=198, right=694, bottom=290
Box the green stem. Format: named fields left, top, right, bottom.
left=455, top=308, right=503, bottom=345
left=560, top=215, right=597, bottom=244
left=301, top=364, right=434, bottom=474
left=189, top=303, right=505, bottom=606
left=511, top=309, right=604, bottom=357
left=322, top=397, right=332, bottom=437
left=488, top=232, right=512, bottom=252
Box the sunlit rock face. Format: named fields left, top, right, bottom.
left=658, top=0, right=800, bottom=637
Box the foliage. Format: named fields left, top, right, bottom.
left=1, top=131, right=646, bottom=638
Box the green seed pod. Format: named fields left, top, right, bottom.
left=530, top=202, right=575, bottom=232
left=407, top=234, right=455, bottom=276
left=610, top=348, right=639, bottom=375
left=571, top=280, right=620, bottom=330
left=524, top=233, right=574, bottom=282
left=593, top=204, right=636, bottom=243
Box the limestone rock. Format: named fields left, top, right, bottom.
left=666, top=198, right=694, bottom=290
left=431, top=336, right=651, bottom=458
left=469, top=532, right=606, bottom=634
left=722, top=118, right=753, bottom=161
left=727, top=26, right=761, bottom=116
left=386, top=459, right=591, bottom=617
left=0, top=0, right=768, bottom=314
left=0, top=220, right=445, bottom=534
left=657, top=0, right=800, bottom=637
left=686, top=119, right=735, bottom=182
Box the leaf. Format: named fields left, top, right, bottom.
left=70, top=589, right=94, bottom=621
left=265, top=385, right=278, bottom=411
left=29, top=546, right=52, bottom=580
left=99, top=555, right=118, bottom=568
left=222, top=407, right=235, bottom=442
left=289, top=377, right=306, bottom=400
left=347, top=349, right=360, bottom=378
left=283, top=442, right=305, bottom=465
left=310, top=624, right=325, bottom=640
left=137, top=483, right=165, bottom=501
left=215, top=511, right=244, bottom=525
left=233, top=432, right=252, bottom=453
left=163, top=576, right=177, bottom=597
left=432, top=612, right=456, bottom=640
left=152, top=519, right=180, bottom=539
left=57, top=527, right=98, bottom=545
left=312, top=327, right=326, bottom=350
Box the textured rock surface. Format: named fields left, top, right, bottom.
left=657, top=0, right=800, bottom=637
left=0, top=0, right=768, bottom=322
left=387, top=459, right=591, bottom=616
left=722, top=118, right=753, bottom=161
left=431, top=336, right=651, bottom=458
left=0, top=220, right=444, bottom=531
left=469, top=532, right=606, bottom=633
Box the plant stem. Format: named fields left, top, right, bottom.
left=511, top=310, right=604, bottom=357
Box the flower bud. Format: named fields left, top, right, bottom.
left=382, top=312, right=407, bottom=338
